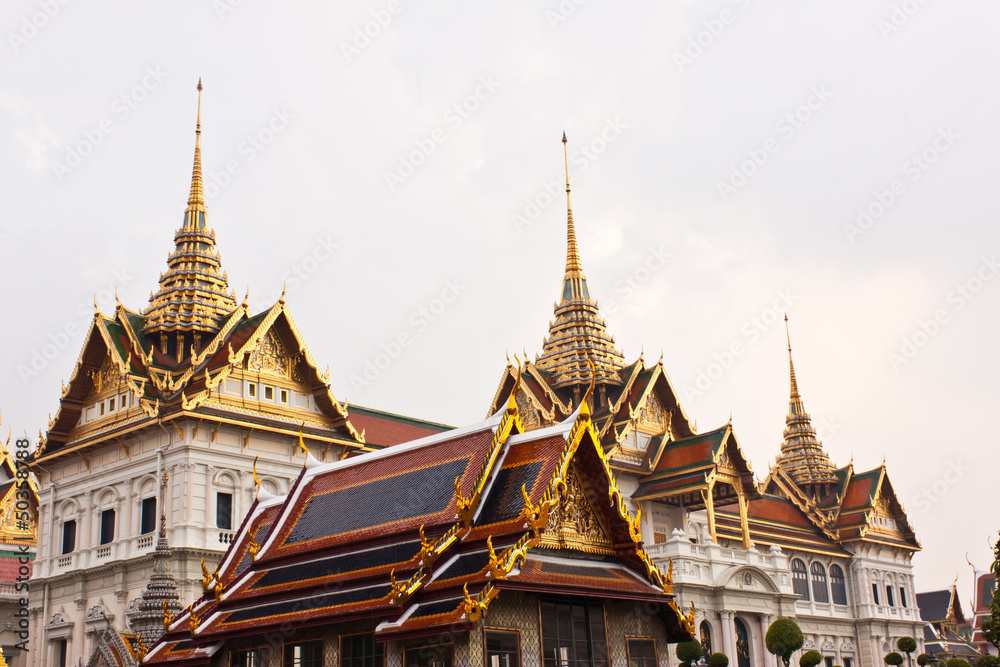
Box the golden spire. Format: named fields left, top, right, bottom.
left=776, top=316, right=837, bottom=494
left=187, top=78, right=205, bottom=217
left=563, top=132, right=583, bottom=277
left=785, top=314, right=801, bottom=400
left=535, top=133, right=624, bottom=389
left=143, top=79, right=237, bottom=340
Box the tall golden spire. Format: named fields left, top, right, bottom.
left=776, top=315, right=837, bottom=495
left=143, top=80, right=237, bottom=344
left=536, top=133, right=624, bottom=389
left=187, top=78, right=205, bottom=217
left=785, top=314, right=800, bottom=400
left=563, top=132, right=583, bottom=277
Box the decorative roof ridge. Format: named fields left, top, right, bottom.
left=525, top=362, right=574, bottom=415
left=606, top=356, right=645, bottom=417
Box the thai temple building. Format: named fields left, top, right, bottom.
left=916, top=583, right=983, bottom=662
left=968, top=562, right=998, bottom=656
left=26, top=84, right=449, bottom=667
left=485, top=135, right=925, bottom=667
left=27, top=87, right=936, bottom=666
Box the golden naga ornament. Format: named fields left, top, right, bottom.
left=462, top=582, right=499, bottom=623
left=162, top=599, right=173, bottom=630
left=189, top=606, right=202, bottom=633
left=200, top=557, right=213, bottom=593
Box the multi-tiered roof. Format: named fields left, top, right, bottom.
left=143, top=384, right=695, bottom=663
left=33, top=83, right=451, bottom=467
left=143, top=80, right=237, bottom=346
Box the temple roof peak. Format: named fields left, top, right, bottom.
left=776, top=316, right=838, bottom=492
left=143, top=80, right=237, bottom=339
left=535, top=133, right=624, bottom=389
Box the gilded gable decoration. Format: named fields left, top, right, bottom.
left=638, top=392, right=666, bottom=429
left=515, top=387, right=541, bottom=429
left=539, top=466, right=614, bottom=555
left=248, top=330, right=291, bottom=377
left=89, top=353, right=121, bottom=395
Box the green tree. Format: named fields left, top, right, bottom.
left=897, top=637, right=917, bottom=667
left=945, top=659, right=971, bottom=667
left=975, top=656, right=999, bottom=667
left=709, top=653, right=730, bottom=667
left=677, top=641, right=704, bottom=667
left=983, top=532, right=1000, bottom=650
left=885, top=653, right=904, bottom=666
left=800, top=650, right=823, bottom=667
left=766, top=618, right=804, bottom=667
left=916, top=654, right=929, bottom=667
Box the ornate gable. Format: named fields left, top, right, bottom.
left=539, top=465, right=614, bottom=556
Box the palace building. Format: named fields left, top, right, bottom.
left=484, top=136, right=925, bottom=667
left=141, top=378, right=695, bottom=665
left=30, top=87, right=930, bottom=667
left=27, top=84, right=449, bottom=666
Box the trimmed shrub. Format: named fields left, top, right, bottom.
left=766, top=618, right=805, bottom=667
left=800, top=651, right=823, bottom=667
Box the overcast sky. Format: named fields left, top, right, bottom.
left=3, top=1, right=998, bottom=599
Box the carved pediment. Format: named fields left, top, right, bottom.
left=88, top=352, right=122, bottom=395
left=539, top=467, right=614, bottom=555
left=516, top=387, right=541, bottom=429
left=638, top=392, right=667, bottom=430
left=248, top=329, right=301, bottom=380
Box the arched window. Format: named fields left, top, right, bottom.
left=792, top=559, right=810, bottom=600
left=886, top=585, right=895, bottom=607
left=811, top=562, right=829, bottom=603
left=700, top=621, right=713, bottom=662
left=830, top=564, right=848, bottom=605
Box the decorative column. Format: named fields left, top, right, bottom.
left=206, top=465, right=215, bottom=538
left=704, top=479, right=717, bottom=543
left=720, top=611, right=736, bottom=661
left=758, top=614, right=777, bottom=667
left=121, top=481, right=133, bottom=557
left=81, top=491, right=94, bottom=558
